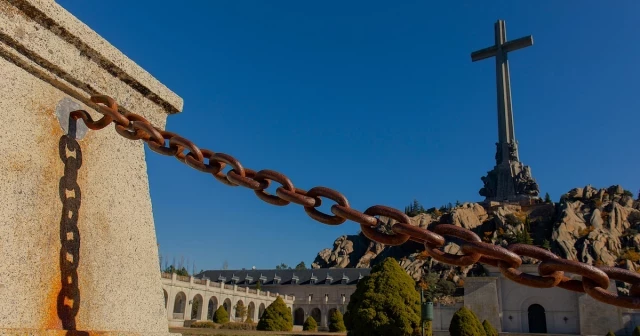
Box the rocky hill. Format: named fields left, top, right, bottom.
left=311, top=185, right=640, bottom=292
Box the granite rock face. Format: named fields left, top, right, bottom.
left=312, top=185, right=640, bottom=291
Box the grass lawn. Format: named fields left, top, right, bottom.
left=169, top=327, right=347, bottom=336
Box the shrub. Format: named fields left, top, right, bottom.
left=244, top=317, right=253, bottom=324
left=414, top=321, right=432, bottom=336
left=256, top=296, right=293, bottom=331
left=449, top=307, right=486, bottom=336
left=578, top=226, right=595, bottom=237
left=482, top=320, right=498, bottom=336
left=633, top=326, right=640, bottom=336
left=607, top=331, right=616, bottom=336
left=219, top=322, right=256, bottom=330
left=329, top=310, right=347, bottom=332
left=234, top=301, right=247, bottom=321
left=344, top=257, right=420, bottom=336
left=620, top=249, right=640, bottom=263
left=213, top=305, right=228, bottom=324
left=303, top=316, right=318, bottom=331
left=190, top=321, right=216, bottom=328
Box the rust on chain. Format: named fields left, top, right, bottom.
left=423, top=224, right=482, bottom=266
left=359, top=205, right=412, bottom=246
left=497, top=244, right=565, bottom=288
left=539, top=259, right=610, bottom=293
left=583, top=267, right=640, bottom=309
left=254, top=170, right=295, bottom=206
left=72, top=94, right=640, bottom=309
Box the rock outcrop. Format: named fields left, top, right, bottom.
left=312, top=185, right=640, bottom=291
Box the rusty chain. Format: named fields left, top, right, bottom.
left=71, top=95, right=640, bottom=309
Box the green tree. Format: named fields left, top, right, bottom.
left=163, top=265, right=189, bottom=276
left=344, top=257, right=420, bottom=336
left=606, top=331, right=616, bottom=336
left=329, top=309, right=347, bottom=332
left=482, top=320, right=498, bottom=336
left=245, top=317, right=253, bottom=324
left=419, top=321, right=432, bottom=336
left=633, top=326, right=640, bottom=336
left=191, top=300, right=200, bottom=319
left=456, top=200, right=461, bottom=207
left=544, top=192, right=552, bottom=203
left=405, top=199, right=427, bottom=217
left=449, top=307, right=485, bottom=336
left=257, top=296, right=293, bottom=331
left=234, top=301, right=247, bottom=321
left=275, top=263, right=291, bottom=270
left=542, top=239, right=551, bottom=250
left=419, top=273, right=455, bottom=301
left=256, top=281, right=262, bottom=291
left=213, top=305, right=228, bottom=324
left=303, top=316, right=318, bottom=331
left=295, top=261, right=307, bottom=270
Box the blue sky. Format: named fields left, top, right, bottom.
left=57, top=1, right=639, bottom=272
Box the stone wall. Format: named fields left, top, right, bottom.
left=161, top=273, right=294, bottom=328
left=0, top=0, right=182, bottom=334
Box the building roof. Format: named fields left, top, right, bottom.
left=197, top=268, right=371, bottom=286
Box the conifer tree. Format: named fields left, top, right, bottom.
left=344, top=258, right=420, bottom=336
left=257, top=296, right=293, bottom=331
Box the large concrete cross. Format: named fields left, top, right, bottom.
left=471, top=20, right=533, bottom=165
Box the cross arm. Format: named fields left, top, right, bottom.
left=502, top=35, right=533, bottom=53
left=471, top=45, right=497, bottom=62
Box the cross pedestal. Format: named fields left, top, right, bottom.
left=0, top=1, right=181, bottom=334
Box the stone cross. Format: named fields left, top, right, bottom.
left=471, top=20, right=532, bottom=165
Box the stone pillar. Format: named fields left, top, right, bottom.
left=578, top=281, right=623, bottom=336
left=464, top=277, right=502, bottom=332
left=0, top=0, right=182, bottom=335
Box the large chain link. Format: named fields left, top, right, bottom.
left=71, top=95, right=640, bottom=309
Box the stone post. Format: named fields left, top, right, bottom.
left=464, top=277, right=502, bottom=332
left=0, top=0, right=182, bottom=335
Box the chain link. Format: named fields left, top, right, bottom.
left=71, top=95, right=640, bottom=309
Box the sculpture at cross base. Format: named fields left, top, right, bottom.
left=472, top=20, right=540, bottom=203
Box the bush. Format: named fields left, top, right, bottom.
left=633, top=326, right=640, bottom=336
left=329, top=310, right=347, bottom=332
left=606, top=331, right=616, bottom=336
left=303, top=316, right=318, bottom=331
left=344, top=257, right=420, bottom=336
left=219, top=322, right=256, bottom=330
left=414, top=321, right=432, bottom=336
left=256, top=296, right=293, bottom=331
left=449, top=307, right=486, bottom=336
left=190, top=321, right=216, bottom=328
left=245, top=317, right=253, bottom=324
left=213, top=305, right=229, bottom=324
left=482, top=320, right=497, bottom=336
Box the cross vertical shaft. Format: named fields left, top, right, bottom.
left=472, top=20, right=532, bottom=166
left=472, top=20, right=539, bottom=202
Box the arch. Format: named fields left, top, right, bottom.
left=248, top=302, right=256, bottom=321
left=207, top=296, right=218, bottom=321
left=163, top=289, right=168, bottom=309
left=528, top=304, right=547, bottom=333
left=310, top=307, right=321, bottom=325
left=259, top=303, right=266, bottom=319
left=173, top=292, right=187, bottom=318
left=294, top=308, right=305, bottom=325
left=191, top=294, right=203, bottom=320
left=223, top=298, right=232, bottom=315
